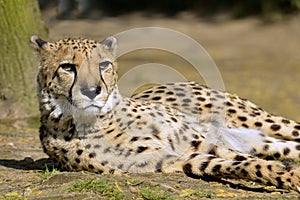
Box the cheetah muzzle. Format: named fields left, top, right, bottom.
left=30, top=35, right=300, bottom=193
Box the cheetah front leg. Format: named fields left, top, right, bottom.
left=182, top=152, right=300, bottom=192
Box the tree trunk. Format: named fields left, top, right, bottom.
left=0, top=0, right=47, bottom=119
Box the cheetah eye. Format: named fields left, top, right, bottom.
left=60, top=63, right=76, bottom=73
left=99, top=61, right=112, bottom=71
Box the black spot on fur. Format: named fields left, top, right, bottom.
left=226, top=101, right=233, bottom=106
left=281, top=119, right=290, bottom=124
left=130, top=136, right=139, bottom=142
left=228, top=109, right=236, bottom=114
left=154, top=89, right=166, bottom=93
left=166, top=97, right=176, bottom=102
left=263, top=140, right=272, bottom=143
left=242, top=123, right=249, bottom=128
left=273, top=153, right=281, bottom=158
left=234, top=155, right=247, bottom=161
left=256, top=171, right=263, bottom=178
left=183, top=163, right=201, bottom=178
left=171, top=117, right=178, bottom=122
left=255, top=164, right=261, bottom=169
left=93, top=135, right=103, bottom=139
left=265, top=156, right=274, bottom=160
left=136, top=146, right=148, bottom=153
left=232, top=161, right=241, bottom=166
left=208, top=146, right=217, bottom=156
left=61, top=148, right=68, bottom=153
left=212, top=164, right=221, bottom=172
left=238, top=116, right=247, bottom=122
left=267, top=165, right=272, bottom=171
left=197, top=97, right=206, bottom=101
left=101, top=161, right=108, bottom=166
left=139, top=94, right=150, bottom=98
left=283, top=147, right=291, bottom=156
left=263, top=144, right=270, bottom=151
left=270, top=124, right=281, bottom=131
left=199, top=161, right=210, bottom=171
left=157, top=86, right=167, bottom=89
left=88, top=164, right=94, bottom=169
left=183, top=98, right=191, bottom=103
left=176, top=93, right=185, bottom=97
left=76, top=149, right=83, bottom=156
left=191, top=140, right=201, bottom=150
left=114, top=133, right=123, bottom=139
left=254, top=122, right=263, bottom=127
left=152, top=96, right=161, bottom=101
left=276, top=177, right=283, bottom=187
left=241, top=169, right=248, bottom=176
left=292, top=130, right=299, bottom=137
left=189, top=153, right=198, bottom=159
left=89, top=152, right=96, bottom=158
left=64, top=136, right=72, bottom=141
left=265, top=119, right=275, bottom=123
left=204, top=103, right=212, bottom=108
left=106, top=129, right=115, bottom=134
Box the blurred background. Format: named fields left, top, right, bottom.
left=40, top=0, right=300, bottom=120
left=1, top=0, right=300, bottom=121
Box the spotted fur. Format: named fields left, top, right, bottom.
left=30, top=35, right=300, bottom=192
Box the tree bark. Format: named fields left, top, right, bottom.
left=0, top=0, right=47, bottom=118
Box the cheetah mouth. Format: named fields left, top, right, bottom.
left=85, top=104, right=100, bottom=108
left=84, top=104, right=102, bottom=109
left=72, top=99, right=105, bottom=110
left=81, top=105, right=101, bottom=114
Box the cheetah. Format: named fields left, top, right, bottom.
left=30, top=35, right=300, bottom=192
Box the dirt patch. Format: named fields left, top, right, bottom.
left=1, top=6, right=300, bottom=199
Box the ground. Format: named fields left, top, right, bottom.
left=1, top=6, right=300, bottom=199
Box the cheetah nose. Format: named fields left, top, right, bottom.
left=80, top=86, right=101, bottom=99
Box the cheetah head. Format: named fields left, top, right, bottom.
left=30, top=36, right=119, bottom=118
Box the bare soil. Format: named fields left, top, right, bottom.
left=1, top=6, right=300, bottom=199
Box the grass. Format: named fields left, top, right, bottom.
left=37, top=164, right=60, bottom=179
left=139, top=187, right=173, bottom=200
left=67, top=179, right=124, bottom=199
left=66, top=177, right=179, bottom=200
left=1, top=192, right=24, bottom=200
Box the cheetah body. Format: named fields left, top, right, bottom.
left=30, top=35, right=300, bottom=192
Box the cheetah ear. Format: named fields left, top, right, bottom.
left=29, top=35, right=49, bottom=51
left=100, top=36, right=118, bottom=57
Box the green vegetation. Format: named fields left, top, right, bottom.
left=139, top=187, right=173, bottom=200
left=37, top=165, right=60, bottom=179
left=1, top=192, right=24, bottom=200
left=67, top=179, right=124, bottom=199
left=66, top=177, right=179, bottom=200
